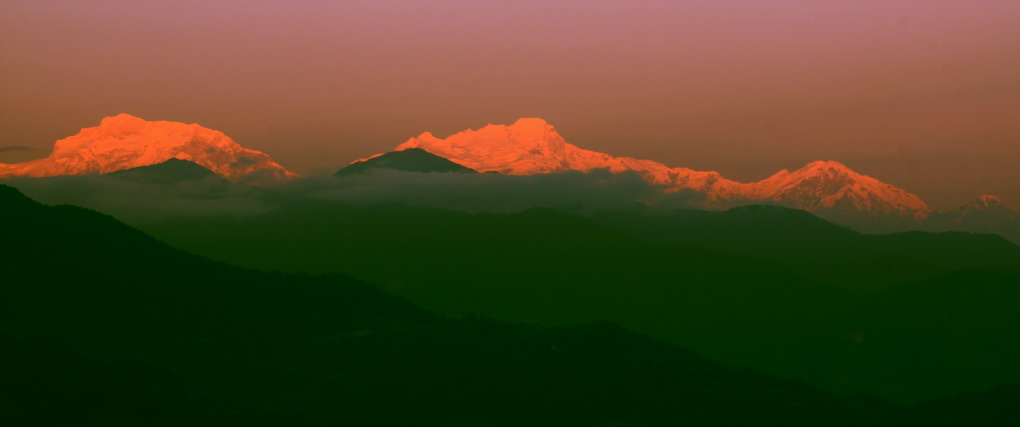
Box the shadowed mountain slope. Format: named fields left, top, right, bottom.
left=107, top=158, right=222, bottom=183
left=337, top=148, right=477, bottom=176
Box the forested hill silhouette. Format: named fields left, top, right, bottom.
left=0, top=184, right=902, bottom=425
left=335, top=148, right=478, bottom=176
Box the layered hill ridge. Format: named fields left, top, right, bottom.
left=360, top=118, right=931, bottom=220
left=0, top=114, right=296, bottom=185
left=1, top=184, right=907, bottom=426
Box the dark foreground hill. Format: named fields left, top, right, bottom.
left=0, top=184, right=909, bottom=426
left=143, top=200, right=1020, bottom=403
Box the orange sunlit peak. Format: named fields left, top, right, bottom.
left=0, top=114, right=296, bottom=184
left=511, top=117, right=552, bottom=127
left=802, top=160, right=851, bottom=170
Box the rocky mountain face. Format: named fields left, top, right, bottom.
left=0, top=114, right=295, bottom=185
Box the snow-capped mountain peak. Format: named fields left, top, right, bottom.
left=750, top=160, right=930, bottom=219
left=392, top=117, right=573, bottom=175
left=0, top=114, right=296, bottom=184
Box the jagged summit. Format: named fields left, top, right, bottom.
left=0, top=114, right=296, bottom=185
left=365, top=118, right=931, bottom=220
left=750, top=160, right=930, bottom=219
left=758, top=161, right=858, bottom=187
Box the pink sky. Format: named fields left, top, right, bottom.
left=1, top=0, right=1018, bottom=208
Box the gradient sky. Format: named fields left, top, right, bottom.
left=1, top=0, right=1018, bottom=209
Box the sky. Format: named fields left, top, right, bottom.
left=1, top=0, right=1018, bottom=209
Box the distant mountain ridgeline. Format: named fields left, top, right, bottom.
left=374, top=118, right=934, bottom=220
left=4, top=115, right=1020, bottom=412
left=4, top=114, right=1017, bottom=241
left=7, top=154, right=1019, bottom=244
left=350, top=118, right=1020, bottom=239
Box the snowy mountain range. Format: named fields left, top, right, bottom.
left=2, top=114, right=1015, bottom=237
left=361, top=117, right=932, bottom=226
